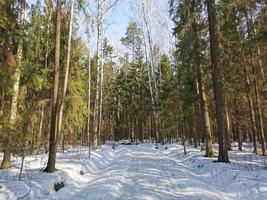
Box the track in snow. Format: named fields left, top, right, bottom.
left=64, top=144, right=233, bottom=200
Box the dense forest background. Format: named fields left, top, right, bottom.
left=0, top=0, right=266, bottom=172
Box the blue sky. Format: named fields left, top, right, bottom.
left=27, top=0, right=173, bottom=55
left=101, top=0, right=173, bottom=55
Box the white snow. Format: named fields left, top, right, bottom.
left=0, top=142, right=267, bottom=200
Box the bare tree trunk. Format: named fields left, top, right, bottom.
left=251, top=17, right=266, bottom=84
left=45, top=0, right=53, bottom=69
left=139, top=0, right=160, bottom=143
left=93, top=0, right=105, bottom=149
left=243, top=63, right=259, bottom=153
left=1, top=0, right=26, bottom=169
left=35, top=104, right=45, bottom=155
left=44, top=0, right=62, bottom=173
left=192, top=103, right=198, bottom=148
left=244, top=8, right=266, bottom=156
left=93, top=66, right=100, bottom=149
left=207, top=0, right=229, bottom=163
left=226, top=104, right=232, bottom=150
left=237, top=118, right=243, bottom=151
left=57, top=0, right=75, bottom=147
left=262, top=1, right=267, bottom=91
left=98, top=0, right=105, bottom=146
left=251, top=58, right=266, bottom=155
left=87, top=46, right=91, bottom=157
left=196, top=65, right=214, bottom=157
left=192, top=8, right=214, bottom=156
left=147, top=59, right=159, bottom=142
left=18, top=153, right=25, bottom=181
left=251, top=15, right=267, bottom=137
left=99, top=43, right=104, bottom=146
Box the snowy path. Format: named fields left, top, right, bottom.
left=1, top=143, right=267, bottom=200
left=64, top=145, right=233, bottom=200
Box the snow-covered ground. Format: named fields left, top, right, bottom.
left=0, top=142, right=267, bottom=200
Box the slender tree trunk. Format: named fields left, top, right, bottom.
left=0, top=92, right=4, bottom=116
left=251, top=17, right=266, bottom=84
left=239, top=27, right=259, bottom=153
left=141, top=30, right=159, bottom=143
left=57, top=0, right=75, bottom=147
left=237, top=117, right=243, bottom=151
left=262, top=1, right=267, bottom=92
left=192, top=8, right=214, bottom=156
left=244, top=64, right=259, bottom=153
left=99, top=42, right=104, bottom=145
left=192, top=103, right=198, bottom=148
left=45, top=0, right=53, bottom=69
left=251, top=57, right=266, bottom=155
left=196, top=65, right=214, bottom=157
left=18, top=153, right=25, bottom=181
left=226, top=104, right=232, bottom=150
left=44, top=0, right=62, bottom=173
left=139, top=1, right=160, bottom=143
left=251, top=15, right=267, bottom=136
left=1, top=0, right=26, bottom=169
left=93, top=0, right=105, bottom=149
left=87, top=46, right=91, bottom=157
left=35, top=105, right=45, bottom=155
left=244, top=8, right=266, bottom=156
left=207, top=0, right=229, bottom=163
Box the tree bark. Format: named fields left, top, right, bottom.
left=57, top=0, right=75, bottom=148
left=243, top=63, right=259, bottom=154
left=207, top=0, right=229, bottom=162
left=251, top=57, right=266, bottom=155
left=35, top=104, right=45, bottom=155
left=192, top=5, right=214, bottom=156
left=237, top=122, right=243, bottom=151
left=44, top=0, right=62, bottom=173
left=93, top=0, right=105, bottom=149
left=44, top=0, right=53, bottom=69
left=196, top=65, right=214, bottom=157
left=245, top=11, right=267, bottom=156
left=87, top=46, right=91, bottom=157
left=226, top=104, right=232, bottom=150
left=139, top=0, right=160, bottom=143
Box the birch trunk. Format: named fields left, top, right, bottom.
left=93, top=0, right=105, bottom=149
left=139, top=0, right=160, bottom=143
left=87, top=46, right=91, bottom=157
left=98, top=0, right=105, bottom=146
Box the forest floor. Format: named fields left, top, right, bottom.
left=0, top=142, right=267, bottom=200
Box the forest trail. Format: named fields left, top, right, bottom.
left=65, top=144, right=233, bottom=200
left=1, top=143, right=267, bottom=200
